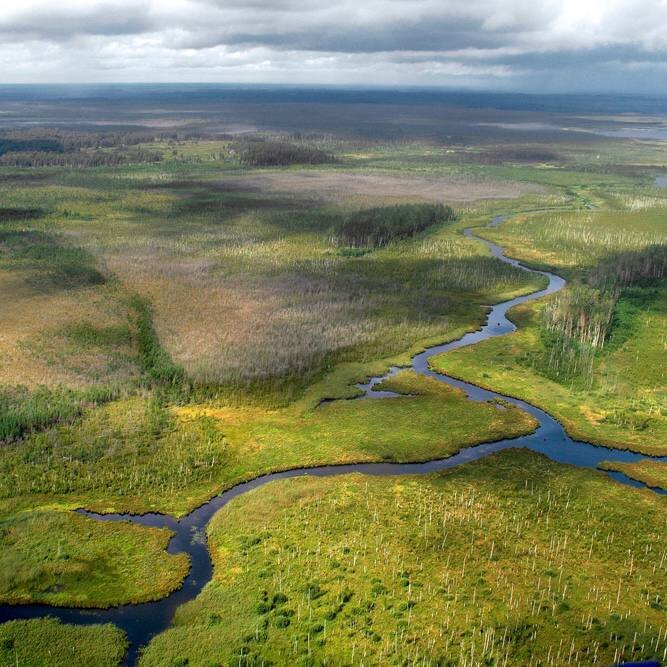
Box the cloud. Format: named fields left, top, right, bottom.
left=0, top=0, right=665, bottom=91
left=0, top=2, right=154, bottom=41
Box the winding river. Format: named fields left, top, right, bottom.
left=1, top=216, right=666, bottom=666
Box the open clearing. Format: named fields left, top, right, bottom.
left=219, top=170, right=547, bottom=204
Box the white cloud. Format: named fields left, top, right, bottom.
left=0, top=0, right=664, bottom=90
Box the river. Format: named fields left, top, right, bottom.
left=1, top=215, right=665, bottom=666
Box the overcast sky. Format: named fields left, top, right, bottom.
left=1, top=0, right=666, bottom=93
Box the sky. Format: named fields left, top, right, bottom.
left=1, top=0, right=666, bottom=93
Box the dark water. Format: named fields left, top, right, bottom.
left=1, top=216, right=665, bottom=666
left=1, top=85, right=667, bottom=115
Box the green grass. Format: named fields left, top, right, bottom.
left=129, top=295, right=185, bottom=386
left=477, top=207, right=667, bottom=280
left=139, top=449, right=667, bottom=667
left=0, top=384, right=120, bottom=443
left=431, top=289, right=666, bottom=454
left=0, top=134, right=664, bottom=658
left=0, top=510, right=189, bottom=608
left=1, top=372, right=537, bottom=517
left=0, top=618, right=126, bottom=667
left=599, top=460, right=667, bottom=492
left=429, top=203, right=667, bottom=453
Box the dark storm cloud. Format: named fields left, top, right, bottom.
left=179, top=21, right=506, bottom=54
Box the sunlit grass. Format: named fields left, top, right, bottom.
left=0, top=510, right=188, bottom=607
left=140, top=450, right=667, bottom=667
left=0, top=618, right=126, bottom=667
left=1, top=372, right=537, bottom=517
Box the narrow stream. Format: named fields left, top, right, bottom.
left=1, top=215, right=665, bottom=666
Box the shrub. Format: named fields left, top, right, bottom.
left=0, top=207, right=44, bottom=221
left=129, top=296, right=185, bottom=386
left=0, top=384, right=119, bottom=443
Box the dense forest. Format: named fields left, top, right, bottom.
left=332, top=203, right=456, bottom=249
left=0, top=129, right=192, bottom=167
left=236, top=139, right=335, bottom=166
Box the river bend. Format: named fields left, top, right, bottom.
left=2, top=215, right=665, bottom=665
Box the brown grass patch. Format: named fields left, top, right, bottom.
left=222, top=171, right=546, bottom=204
left=0, top=270, right=136, bottom=389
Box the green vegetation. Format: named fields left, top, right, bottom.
left=332, top=203, right=455, bottom=249
left=0, top=618, right=126, bottom=667
left=237, top=140, right=335, bottom=166
left=0, top=137, right=64, bottom=156
left=0, top=161, right=542, bottom=400
left=540, top=285, right=617, bottom=384
left=538, top=243, right=666, bottom=386
left=1, top=373, right=536, bottom=517
left=0, top=510, right=188, bottom=607
left=0, top=384, right=119, bottom=443
left=130, top=296, right=185, bottom=386
left=432, top=204, right=667, bottom=453
left=0, top=207, right=44, bottom=220
left=478, top=208, right=666, bottom=280
left=432, top=289, right=667, bottom=454
left=140, top=450, right=667, bottom=667
left=599, top=460, right=667, bottom=492
left=1, top=111, right=666, bottom=664
left=0, top=129, right=167, bottom=167
left=0, top=229, right=106, bottom=290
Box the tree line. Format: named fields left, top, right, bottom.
left=540, top=243, right=666, bottom=384
left=331, top=203, right=456, bottom=249
left=0, top=149, right=162, bottom=168
left=236, top=140, right=335, bottom=167
left=0, top=128, right=197, bottom=167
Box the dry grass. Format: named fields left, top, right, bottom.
left=221, top=170, right=547, bottom=204
left=102, top=225, right=539, bottom=393
left=0, top=271, right=137, bottom=389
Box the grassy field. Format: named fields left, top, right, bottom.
left=432, top=202, right=667, bottom=454
left=0, top=618, right=126, bottom=667
left=599, top=460, right=667, bottom=492
left=0, top=138, right=551, bottom=618
left=140, top=449, right=667, bottom=667
left=432, top=289, right=666, bottom=454
left=0, top=139, right=562, bottom=402
left=478, top=207, right=667, bottom=279
left=0, top=509, right=189, bottom=608
left=1, top=373, right=537, bottom=518
left=0, top=120, right=665, bottom=664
